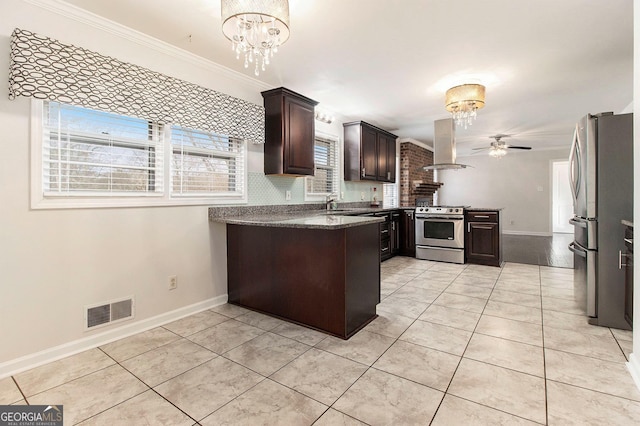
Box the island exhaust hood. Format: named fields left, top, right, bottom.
left=422, top=118, right=470, bottom=170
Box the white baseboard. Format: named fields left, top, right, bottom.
left=503, top=230, right=553, bottom=237
left=0, top=295, right=228, bottom=379
left=627, top=353, right=640, bottom=392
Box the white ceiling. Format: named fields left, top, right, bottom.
left=61, top=0, right=633, bottom=156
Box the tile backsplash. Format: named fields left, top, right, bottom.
left=247, top=172, right=379, bottom=206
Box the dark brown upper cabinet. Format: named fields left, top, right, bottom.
left=262, top=87, right=318, bottom=176
left=344, top=121, right=397, bottom=183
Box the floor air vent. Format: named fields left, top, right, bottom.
left=86, top=297, right=134, bottom=330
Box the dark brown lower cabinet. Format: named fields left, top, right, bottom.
left=390, top=211, right=401, bottom=256
left=465, top=210, right=503, bottom=267
left=624, top=225, right=633, bottom=328
left=400, top=209, right=416, bottom=257
left=226, top=223, right=380, bottom=339
left=376, top=212, right=392, bottom=261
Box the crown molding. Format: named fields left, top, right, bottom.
left=20, top=0, right=271, bottom=92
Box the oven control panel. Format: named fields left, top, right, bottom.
left=416, top=206, right=463, bottom=214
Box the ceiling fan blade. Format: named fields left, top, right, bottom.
left=507, top=146, right=532, bottom=150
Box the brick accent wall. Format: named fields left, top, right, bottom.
left=400, top=142, right=435, bottom=206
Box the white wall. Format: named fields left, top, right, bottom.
left=0, top=0, right=301, bottom=373
left=438, top=148, right=570, bottom=235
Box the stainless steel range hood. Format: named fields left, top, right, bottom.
left=422, top=118, right=470, bottom=170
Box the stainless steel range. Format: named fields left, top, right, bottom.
left=415, top=206, right=466, bottom=264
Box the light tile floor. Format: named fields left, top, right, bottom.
left=2, top=258, right=639, bottom=425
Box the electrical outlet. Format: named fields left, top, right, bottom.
left=168, top=275, right=177, bottom=290
left=285, top=190, right=291, bottom=201
left=341, top=191, right=344, bottom=199
left=360, top=192, right=365, bottom=200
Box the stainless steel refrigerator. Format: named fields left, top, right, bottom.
left=568, top=112, right=633, bottom=330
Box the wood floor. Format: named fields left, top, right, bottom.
left=502, top=233, right=574, bottom=269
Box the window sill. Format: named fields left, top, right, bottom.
left=31, top=194, right=248, bottom=210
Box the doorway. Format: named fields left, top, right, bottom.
left=552, top=160, right=573, bottom=233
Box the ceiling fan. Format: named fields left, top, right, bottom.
left=472, top=135, right=532, bottom=157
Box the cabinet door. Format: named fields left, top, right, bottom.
left=361, top=126, right=378, bottom=180
left=624, top=248, right=633, bottom=327
left=284, top=96, right=315, bottom=175
left=386, top=136, right=396, bottom=183
left=400, top=210, right=416, bottom=257
left=390, top=212, right=401, bottom=255
left=378, top=133, right=396, bottom=182
left=466, top=222, right=500, bottom=266
left=376, top=133, right=388, bottom=181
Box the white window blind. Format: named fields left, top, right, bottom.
left=170, top=126, right=245, bottom=196
left=383, top=183, right=399, bottom=208
left=35, top=100, right=247, bottom=208
left=306, top=136, right=339, bottom=195
left=42, top=101, right=163, bottom=196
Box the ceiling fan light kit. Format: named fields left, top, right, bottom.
left=473, top=135, right=533, bottom=158
left=221, top=0, right=290, bottom=76
left=489, top=146, right=507, bottom=158
left=445, top=83, right=486, bottom=129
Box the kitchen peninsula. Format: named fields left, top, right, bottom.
left=210, top=206, right=384, bottom=339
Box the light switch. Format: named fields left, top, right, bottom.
left=537, top=186, right=543, bottom=192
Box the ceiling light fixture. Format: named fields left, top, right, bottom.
left=489, top=146, right=507, bottom=158
left=315, top=111, right=334, bottom=124
left=221, top=0, right=290, bottom=76
left=445, top=84, right=486, bottom=129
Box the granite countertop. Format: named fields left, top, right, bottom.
left=622, top=219, right=634, bottom=228
left=220, top=212, right=384, bottom=229
left=209, top=203, right=391, bottom=229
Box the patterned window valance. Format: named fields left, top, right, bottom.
left=8, top=28, right=265, bottom=143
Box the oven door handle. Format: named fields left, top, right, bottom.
left=416, top=216, right=464, bottom=220
left=417, top=246, right=462, bottom=252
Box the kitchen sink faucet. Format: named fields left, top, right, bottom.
left=326, top=193, right=338, bottom=211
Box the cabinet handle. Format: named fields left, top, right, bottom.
left=467, top=223, right=470, bottom=233
left=474, top=215, right=490, bottom=218
left=619, top=250, right=629, bottom=269
left=362, top=167, right=365, bottom=177
left=392, top=222, right=395, bottom=231
left=387, top=171, right=390, bottom=180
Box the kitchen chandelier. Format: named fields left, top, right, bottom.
left=445, top=84, right=486, bottom=129
left=221, top=0, right=290, bottom=76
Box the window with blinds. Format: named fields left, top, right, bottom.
left=170, top=126, right=245, bottom=196
left=383, top=183, right=399, bottom=208
left=42, top=102, right=162, bottom=195
left=35, top=101, right=247, bottom=208
left=306, top=136, right=339, bottom=195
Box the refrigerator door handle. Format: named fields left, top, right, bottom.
left=568, top=124, right=581, bottom=204
left=569, top=241, right=597, bottom=317
left=568, top=241, right=586, bottom=258
left=569, top=217, right=586, bottom=228
left=568, top=216, right=597, bottom=249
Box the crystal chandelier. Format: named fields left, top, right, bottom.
left=445, top=84, right=486, bottom=129
left=221, top=0, right=290, bottom=76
